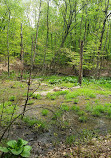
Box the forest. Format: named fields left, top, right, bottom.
left=0, top=0, right=111, bottom=157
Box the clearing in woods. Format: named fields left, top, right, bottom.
left=0, top=74, right=111, bottom=157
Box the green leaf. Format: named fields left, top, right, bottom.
left=18, top=139, right=28, bottom=146
left=17, top=139, right=23, bottom=147
left=7, top=140, right=17, bottom=148
left=23, top=146, right=32, bottom=151
left=21, top=146, right=32, bottom=158
left=21, top=151, right=30, bottom=158
left=0, top=147, right=9, bottom=153
left=10, top=148, right=23, bottom=155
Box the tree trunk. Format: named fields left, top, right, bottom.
left=21, top=36, right=34, bottom=118
left=78, top=41, right=83, bottom=86
left=20, top=23, right=24, bottom=80
left=7, top=11, right=10, bottom=76
left=42, top=0, right=49, bottom=74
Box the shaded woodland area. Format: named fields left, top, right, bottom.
left=0, top=0, right=111, bottom=77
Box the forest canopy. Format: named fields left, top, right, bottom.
left=0, top=0, right=111, bottom=76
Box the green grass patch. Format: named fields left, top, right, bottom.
left=23, top=116, right=46, bottom=131
left=46, top=93, right=57, bottom=100
left=32, top=93, right=41, bottom=99
left=54, top=90, right=69, bottom=96
left=23, top=116, right=39, bottom=126
left=86, top=102, right=93, bottom=112
left=60, top=82, right=75, bottom=88
left=71, top=105, right=80, bottom=112
left=27, top=100, right=34, bottom=105
left=23, top=92, right=33, bottom=97
left=0, top=103, right=18, bottom=125
left=74, top=99, right=79, bottom=104
left=66, top=135, right=76, bottom=145
left=65, top=91, right=79, bottom=99
left=65, top=88, right=97, bottom=99
left=78, top=115, right=87, bottom=123
left=60, top=104, right=70, bottom=111
left=86, top=102, right=111, bottom=118
left=41, top=109, right=49, bottom=116
left=49, top=79, right=62, bottom=85
left=92, top=110, right=101, bottom=117
left=52, top=111, right=63, bottom=120
left=62, top=77, right=77, bottom=83
left=77, top=111, right=86, bottom=116
left=4, top=101, right=12, bottom=106
left=46, top=90, right=69, bottom=100
left=9, top=96, right=16, bottom=101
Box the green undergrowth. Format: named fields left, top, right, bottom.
left=71, top=105, right=80, bottom=112
left=46, top=90, right=69, bottom=100
left=0, top=75, right=111, bottom=142
left=23, top=92, right=33, bottom=97
left=42, top=76, right=111, bottom=90
left=32, top=93, right=41, bottom=99
left=0, top=71, right=17, bottom=80
left=71, top=105, right=88, bottom=122
left=27, top=100, right=34, bottom=105
left=65, top=88, right=110, bottom=100
left=86, top=102, right=111, bottom=118
left=60, top=104, right=70, bottom=111
left=0, top=102, right=18, bottom=114
left=23, top=116, right=47, bottom=132
left=0, top=102, right=18, bottom=125
left=0, top=80, right=27, bottom=102
left=41, top=109, right=49, bottom=116
left=50, top=103, right=88, bottom=123
left=51, top=110, right=63, bottom=120
left=65, top=88, right=96, bottom=99
left=46, top=85, right=110, bottom=101
left=48, top=76, right=79, bottom=88
left=66, top=129, right=98, bottom=145
left=9, top=96, right=16, bottom=101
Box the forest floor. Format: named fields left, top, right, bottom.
left=0, top=74, right=111, bottom=157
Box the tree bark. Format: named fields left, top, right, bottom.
left=42, top=0, right=49, bottom=74
left=78, top=41, right=83, bottom=86
left=20, top=23, right=24, bottom=80
left=7, top=11, right=10, bottom=76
